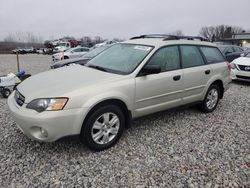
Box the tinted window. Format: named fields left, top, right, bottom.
left=73, top=48, right=81, bottom=52
left=225, top=47, right=233, bottom=54
left=200, top=47, right=225, bottom=63
left=147, top=46, right=180, bottom=72
left=81, top=48, right=89, bottom=52
left=234, top=47, right=243, bottom=52
left=218, top=46, right=226, bottom=53
left=180, top=46, right=205, bottom=68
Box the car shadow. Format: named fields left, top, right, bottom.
left=232, top=80, right=250, bottom=86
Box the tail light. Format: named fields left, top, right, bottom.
left=226, top=62, right=231, bottom=71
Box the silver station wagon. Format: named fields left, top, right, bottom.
left=8, top=35, right=231, bottom=151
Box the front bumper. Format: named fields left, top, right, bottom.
left=7, top=93, right=89, bottom=142
left=231, top=69, right=250, bottom=82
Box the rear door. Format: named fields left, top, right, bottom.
left=135, top=45, right=183, bottom=117
left=180, top=45, right=212, bottom=104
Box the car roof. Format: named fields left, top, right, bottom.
left=123, top=38, right=216, bottom=48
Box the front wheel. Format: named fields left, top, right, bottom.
left=81, top=105, right=125, bottom=151
left=200, top=85, right=220, bottom=113
left=2, top=88, right=11, bottom=98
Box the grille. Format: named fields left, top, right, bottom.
left=14, top=90, right=25, bottom=106
left=237, top=64, right=250, bottom=71
left=236, top=75, right=250, bottom=80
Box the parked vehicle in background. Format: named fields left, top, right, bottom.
left=52, top=47, right=90, bottom=61
left=231, top=52, right=250, bottom=81
left=12, top=47, right=35, bottom=54
left=53, top=42, right=72, bottom=53
left=217, top=45, right=244, bottom=62
left=51, top=44, right=113, bottom=69
left=8, top=35, right=231, bottom=151
left=93, top=40, right=117, bottom=48
left=242, top=46, right=250, bottom=53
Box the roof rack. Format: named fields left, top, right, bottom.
left=130, top=34, right=209, bottom=41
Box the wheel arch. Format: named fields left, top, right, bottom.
left=210, top=80, right=224, bottom=99
left=81, top=99, right=132, bottom=131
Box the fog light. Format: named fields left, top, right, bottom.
left=40, top=128, right=48, bottom=138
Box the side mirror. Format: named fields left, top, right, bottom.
left=240, top=53, right=244, bottom=57
left=140, top=65, right=161, bottom=76
left=225, top=51, right=231, bottom=55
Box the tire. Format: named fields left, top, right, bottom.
left=80, top=105, right=125, bottom=151
left=200, top=84, right=220, bottom=113
left=2, top=88, right=11, bottom=98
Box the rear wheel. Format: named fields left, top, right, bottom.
left=200, top=85, right=220, bottom=113
left=80, top=105, right=125, bottom=151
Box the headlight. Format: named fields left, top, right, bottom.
left=26, top=98, right=68, bottom=112
left=231, top=63, right=236, bottom=69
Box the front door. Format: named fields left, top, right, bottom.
left=135, top=45, right=183, bottom=117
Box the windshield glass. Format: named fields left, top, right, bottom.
left=82, top=45, right=110, bottom=58
left=246, top=52, right=250, bottom=58
left=59, top=43, right=67, bottom=46
left=86, top=44, right=153, bottom=74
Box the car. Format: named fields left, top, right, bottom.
left=52, top=47, right=90, bottom=61
left=242, top=46, right=250, bottom=53
left=50, top=44, right=113, bottom=69
left=12, top=47, right=34, bottom=54
left=217, top=45, right=245, bottom=62
left=230, top=52, right=250, bottom=81
left=8, top=34, right=231, bottom=151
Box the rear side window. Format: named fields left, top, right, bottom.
left=200, top=46, right=225, bottom=63
left=73, top=48, right=81, bottom=52
left=234, top=47, right=243, bottom=52
left=147, top=46, right=180, bottom=72
left=81, top=48, right=89, bottom=52
left=180, top=46, right=205, bottom=68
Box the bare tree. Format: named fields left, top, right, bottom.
left=168, top=30, right=184, bottom=36
left=4, top=31, right=43, bottom=43
left=199, top=25, right=244, bottom=41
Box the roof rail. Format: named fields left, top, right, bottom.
left=130, top=34, right=209, bottom=41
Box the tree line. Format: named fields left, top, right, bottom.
left=1, top=25, right=249, bottom=53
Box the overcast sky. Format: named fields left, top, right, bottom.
left=0, top=0, right=249, bottom=41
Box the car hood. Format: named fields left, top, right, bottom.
left=17, top=65, right=123, bottom=103
left=233, top=57, right=250, bottom=66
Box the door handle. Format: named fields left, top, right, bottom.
left=205, top=70, right=210, bottom=75
left=173, top=75, right=181, bottom=81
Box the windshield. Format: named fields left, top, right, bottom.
left=81, top=45, right=111, bottom=58
left=59, top=43, right=67, bottom=46
left=246, top=52, right=250, bottom=58
left=86, top=43, right=153, bottom=74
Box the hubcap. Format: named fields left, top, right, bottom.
left=206, top=88, right=218, bottom=110
left=91, top=112, right=120, bottom=145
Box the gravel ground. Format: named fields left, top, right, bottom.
left=0, top=54, right=249, bottom=187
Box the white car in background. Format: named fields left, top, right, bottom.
left=231, top=52, right=250, bottom=81
left=52, top=47, right=90, bottom=61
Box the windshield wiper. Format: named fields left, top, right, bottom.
left=87, top=64, right=107, bottom=72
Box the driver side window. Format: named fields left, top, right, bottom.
left=147, top=46, right=180, bottom=72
